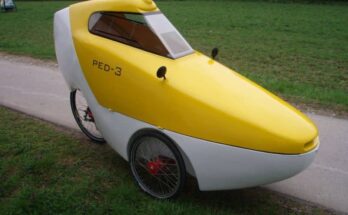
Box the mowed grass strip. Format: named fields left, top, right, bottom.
left=0, top=1, right=347, bottom=111
left=0, top=106, right=335, bottom=214
left=159, top=1, right=348, bottom=111
left=0, top=1, right=72, bottom=59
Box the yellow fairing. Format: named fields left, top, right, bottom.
left=69, top=0, right=318, bottom=154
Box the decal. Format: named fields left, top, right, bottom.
left=92, top=59, right=122, bottom=76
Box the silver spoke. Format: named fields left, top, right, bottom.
left=132, top=136, right=182, bottom=198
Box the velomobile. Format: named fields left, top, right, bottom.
left=54, top=0, right=319, bottom=199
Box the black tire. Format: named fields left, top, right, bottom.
left=70, top=89, right=105, bottom=144
left=129, top=130, right=186, bottom=199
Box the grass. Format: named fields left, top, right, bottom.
left=0, top=106, right=336, bottom=214
left=0, top=1, right=71, bottom=59
left=0, top=1, right=347, bottom=112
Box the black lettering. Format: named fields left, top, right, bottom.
left=104, top=64, right=110, bottom=72
left=115, top=67, right=122, bottom=76
left=92, top=59, right=122, bottom=77
left=98, top=62, right=103, bottom=70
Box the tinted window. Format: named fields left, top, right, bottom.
left=89, top=12, right=170, bottom=57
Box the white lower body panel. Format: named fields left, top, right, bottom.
left=167, top=131, right=318, bottom=191
left=81, top=88, right=318, bottom=191
left=89, top=98, right=319, bottom=191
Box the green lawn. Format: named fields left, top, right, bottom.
left=0, top=106, right=335, bottom=214
left=0, top=1, right=347, bottom=112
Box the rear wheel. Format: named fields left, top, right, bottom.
left=70, top=89, right=105, bottom=144
left=130, top=131, right=186, bottom=199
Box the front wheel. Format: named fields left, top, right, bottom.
left=129, top=131, right=186, bottom=199
left=70, top=89, right=105, bottom=144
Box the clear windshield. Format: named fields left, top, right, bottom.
left=144, top=13, right=194, bottom=59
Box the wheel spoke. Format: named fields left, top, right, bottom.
left=131, top=136, right=183, bottom=199
left=71, top=89, right=104, bottom=142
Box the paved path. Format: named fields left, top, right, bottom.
left=1, top=58, right=347, bottom=213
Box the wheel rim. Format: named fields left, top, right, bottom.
left=132, top=136, right=181, bottom=199
left=74, top=90, right=103, bottom=139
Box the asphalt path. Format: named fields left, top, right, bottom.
left=1, top=57, right=347, bottom=213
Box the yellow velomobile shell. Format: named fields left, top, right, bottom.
left=69, top=0, right=318, bottom=154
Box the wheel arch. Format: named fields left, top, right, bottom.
left=127, top=128, right=196, bottom=177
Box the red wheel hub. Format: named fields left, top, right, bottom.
left=87, top=109, right=93, bottom=118
left=147, top=159, right=163, bottom=175
left=86, top=108, right=94, bottom=121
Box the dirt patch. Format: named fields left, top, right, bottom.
left=0, top=52, right=58, bottom=70
left=285, top=97, right=348, bottom=120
